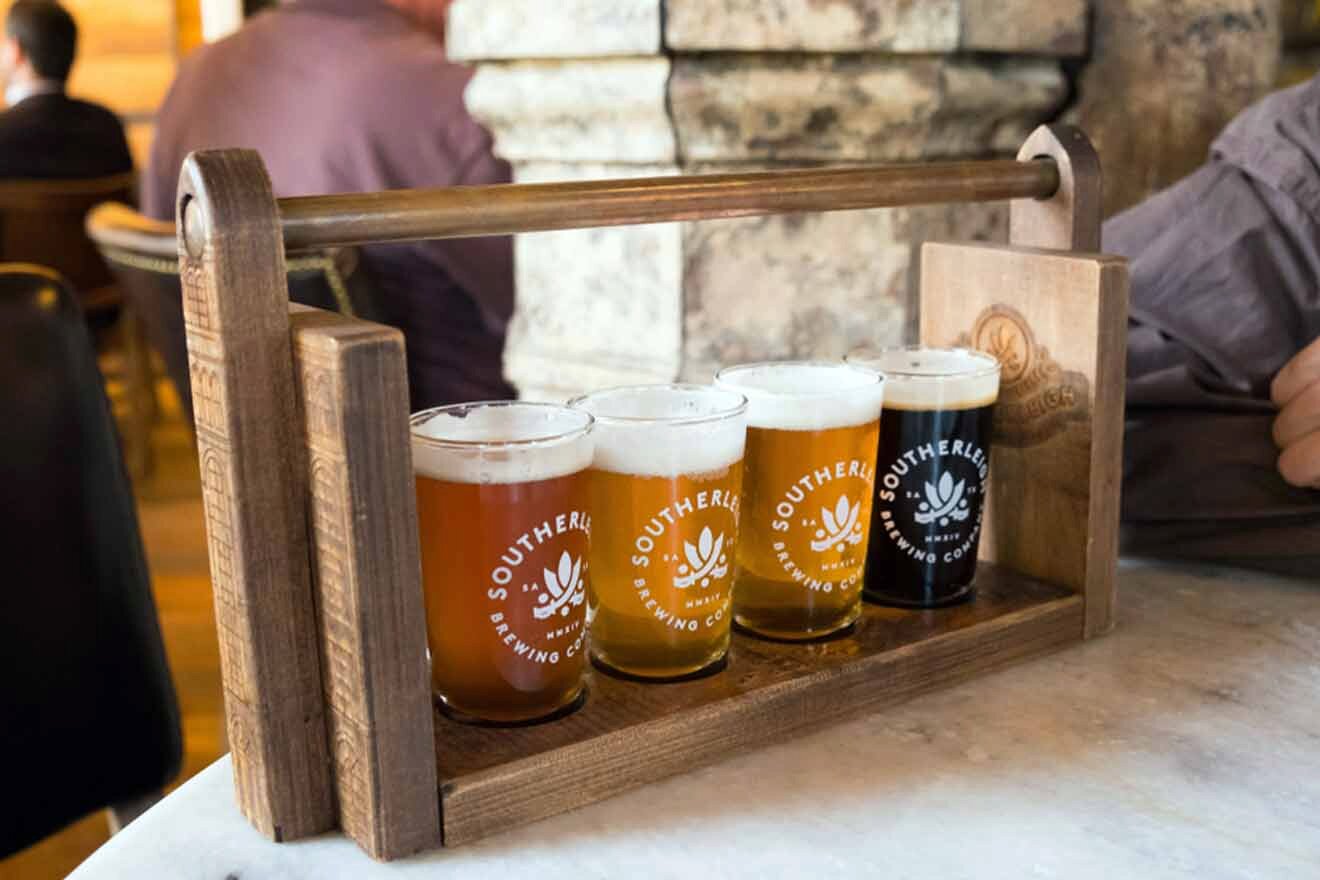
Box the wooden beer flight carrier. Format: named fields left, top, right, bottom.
left=177, top=124, right=1128, bottom=861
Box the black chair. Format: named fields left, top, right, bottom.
left=0, top=264, right=181, bottom=858
left=86, top=203, right=378, bottom=428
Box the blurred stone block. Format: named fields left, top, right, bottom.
left=664, top=0, right=959, bottom=52
left=505, top=163, right=683, bottom=402
left=679, top=199, right=1008, bottom=382
left=1282, top=0, right=1320, bottom=47
left=960, top=0, right=1088, bottom=56
left=501, top=163, right=1008, bottom=401
left=465, top=59, right=676, bottom=163
left=1068, top=0, right=1281, bottom=217
left=447, top=0, right=660, bottom=61
left=670, top=56, right=1067, bottom=162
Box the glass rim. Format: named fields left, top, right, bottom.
left=567, top=382, right=748, bottom=427
left=846, top=345, right=1001, bottom=382
left=715, top=359, right=885, bottom=398
left=408, top=400, right=593, bottom=451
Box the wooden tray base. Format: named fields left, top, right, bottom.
left=434, top=562, right=1082, bottom=845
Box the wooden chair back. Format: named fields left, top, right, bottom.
left=87, top=202, right=376, bottom=426
left=0, top=173, right=135, bottom=310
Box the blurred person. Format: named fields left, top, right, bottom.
left=1108, top=74, right=1320, bottom=577
left=144, top=0, right=514, bottom=408
left=0, top=0, right=132, bottom=179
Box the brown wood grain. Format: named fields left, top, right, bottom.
left=177, top=150, right=335, bottom=841
left=435, top=564, right=1080, bottom=845
left=1010, top=124, right=1102, bottom=253
left=289, top=305, right=441, bottom=860
left=272, top=159, right=1059, bottom=250
left=920, top=242, right=1128, bottom=638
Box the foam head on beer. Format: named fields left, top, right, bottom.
left=572, top=384, right=748, bottom=478
left=851, top=347, right=1000, bottom=410
left=411, top=403, right=594, bottom=485
left=717, top=361, right=886, bottom=430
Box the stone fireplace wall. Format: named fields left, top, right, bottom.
left=448, top=0, right=1281, bottom=400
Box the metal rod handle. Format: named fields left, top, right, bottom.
left=270, top=158, right=1058, bottom=251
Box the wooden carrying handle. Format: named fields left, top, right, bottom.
left=182, top=156, right=1061, bottom=255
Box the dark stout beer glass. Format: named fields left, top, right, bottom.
left=411, top=402, right=594, bottom=724
left=846, top=348, right=1000, bottom=607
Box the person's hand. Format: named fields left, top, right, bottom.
left=1271, top=335, right=1320, bottom=488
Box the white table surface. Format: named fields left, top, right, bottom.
left=71, top=559, right=1320, bottom=879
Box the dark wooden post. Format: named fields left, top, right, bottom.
left=177, top=150, right=335, bottom=840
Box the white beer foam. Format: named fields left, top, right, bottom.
left=411, top=404, right=593, bottom=485
left=571, top=385, right=747, bottom=478
left=849, top=348, right=1000, bottom=410
left=716, top=362, right=885, bottom=431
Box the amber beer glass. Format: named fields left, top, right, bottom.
left=847, top=348, right=1001, bottom=607
left=410, top=402, right=594, bottom=723
left=569, top=385, right=747, bottom=679
left=715, top=362, right=886, bottom=640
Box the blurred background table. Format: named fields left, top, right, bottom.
left=69, top=560, right=1320, bottom=879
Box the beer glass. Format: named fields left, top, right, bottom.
left=569, top=385, right=747, bottom=680
left=715, top=362, right=886, bottom=640
left=846, top=347, right=1001, bottom=607
left=410, top=402, right=593, bottom=724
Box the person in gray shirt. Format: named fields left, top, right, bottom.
left=1107, top=74, right=1320, bottom=576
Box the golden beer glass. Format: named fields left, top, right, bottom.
left=410, top=402, right=594, bottom=724
left=569, top=385, right=747, bottom=680
left=716, top=362, right=886, bottom=640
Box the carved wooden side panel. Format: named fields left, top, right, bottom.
left=290, top=305, right=440, bottom=861
left=178, top=150, right=335, bottom=840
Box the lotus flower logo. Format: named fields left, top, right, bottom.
left=673, top=526, right=728, bottom=589
left=534, top=551, right=586, bottom=620
left=914, top=472, right=970, bottom=526
left=811, top=493, right=864, bottom=553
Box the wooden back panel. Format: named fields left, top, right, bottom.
left=920, top=243, right=1128, bottom=637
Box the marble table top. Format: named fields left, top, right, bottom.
left=71, top=559, right=1320, bottom=879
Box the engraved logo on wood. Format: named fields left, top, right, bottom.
left=957, top=304, right=1090, bottom=448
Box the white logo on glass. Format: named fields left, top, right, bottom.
left=534, top=551, right=586, bottom=620
left=810, top=493, right=864, bottom=553
left=674, top=526, right=728, bottom=589
left=914, top=473, right=970, bottom=526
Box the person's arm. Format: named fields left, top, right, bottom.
left=1272, top=336, right=1320, bottom=488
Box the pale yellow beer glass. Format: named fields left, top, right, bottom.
left=569, top=385, right=747, bottom=680
left=715, top=362, right=886, bottom=640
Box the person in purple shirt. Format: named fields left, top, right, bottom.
left=1108, top=75, right=1320, bottom=576
left=144, top=0, right=515, bottom=409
